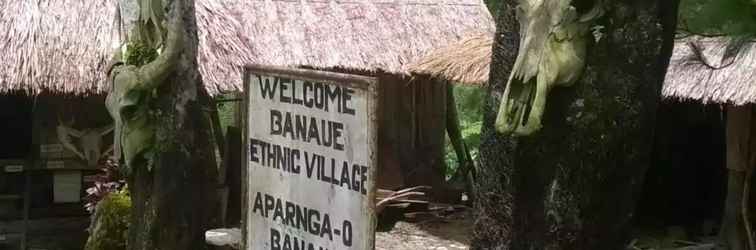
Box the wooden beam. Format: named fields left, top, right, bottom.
left=722, top=104, right=755, bottom=250
left=726, top=105, right=753, bottom=172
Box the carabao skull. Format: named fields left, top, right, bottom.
left=494, top=0, right=603, bottom=136
left=57, top=116, right=114, bottom=167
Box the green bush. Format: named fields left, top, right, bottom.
left=444, top=86, right=485, bottom=177
left=216, top=93, right=239, bottom=135
left=85, top=189, right=131, bottom=250
left=681, top=0, right=756, bottom=36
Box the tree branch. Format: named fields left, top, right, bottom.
left=135, top=0, right=184, bottom=90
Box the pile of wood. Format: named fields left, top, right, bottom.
left=376, top=186, right=430, bottom=213
left=376, top=186, right=469, bottom=230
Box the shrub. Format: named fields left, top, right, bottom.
left=84, top=189, right=131, bottom=250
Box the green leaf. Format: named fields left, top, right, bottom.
left=681, top=0, right=756, bottom=36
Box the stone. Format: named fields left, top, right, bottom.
left=205, top=228, right=241, bottom=249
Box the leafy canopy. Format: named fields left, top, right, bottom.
left=680, top=0, right=756, bottom=36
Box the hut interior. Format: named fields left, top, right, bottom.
left=0, top=93, right=32, bottom=249
left=0, top=94, right=111, bottom=250
left=0, top=93, right=33, bottom=159
left=632, top=36, right=756, bottom=246
left=634, top=101, right=728, bottom=240
left=329, top=69, right=450, bottom=193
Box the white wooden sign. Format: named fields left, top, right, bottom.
left=243, top=65, right=378, bottom=250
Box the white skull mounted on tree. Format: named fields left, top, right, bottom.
left=495, top=0, right=604, bottom=136
left=56, top=114, right=115, bottom=167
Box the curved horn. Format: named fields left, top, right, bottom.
left=99, top=124, right=115, bottom=136
left=57, top=123, right=86, bottom=160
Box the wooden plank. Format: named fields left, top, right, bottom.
left=0, top=195, right=21, bottom=200
left=408, top=76, right=446, bottom=188
left=376, top=74, right=407, bottom=190
left=0, top=232, right=23, bottom=245
left=726, top=105, right=754, bottom=172
left=0, top=217, right=89, bottom=233
left=240, top=71, right=250, bottom=250
left=223, top=127, right=243, bottom=226
left=429, top=77, right=447, bottom=176
left=398, top=75, right=417, bottom=187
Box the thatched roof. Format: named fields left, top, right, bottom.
left=406, top=32, right=492, bottom=85
left=662, top=36, right=756, bottom=105
left=410, top=34, right=756, bottom=106
left=0, top=0, right=118, bottom=95
left=0, top=0, right=494, bottom=96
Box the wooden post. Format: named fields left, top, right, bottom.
left=722, top=104, right=754, bottom=250
left=409, top=75, right=446, bottom=189
left=726, top=105, right=753, bottom=173
left=234, top=92, right=244, bottom=129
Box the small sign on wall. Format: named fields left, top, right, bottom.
left=242, top=65, right=379, bottom=250
left=3, top=165, right=23, bottom=173
left=53, top=171, right=82, bottom=203
left=46, top=160, right=65, bottom=169
left=40, top=144, right=64, bottom=153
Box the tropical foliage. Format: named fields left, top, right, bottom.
left=84, top=159, right=127, bottom=213
left=680, top=0, right=756, bottom=36
left=444, top=86, right=485, bottom=177
left=84, top=189, right=131, bottom=250
left=84, top=158, right=130, bottom=250
left=484, top=0, right=503, bottom=19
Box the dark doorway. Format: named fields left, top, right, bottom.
left=0, top=93, right=34, bottom=158
left=635, top=101, right=727, bottom=242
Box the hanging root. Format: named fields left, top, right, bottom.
left=743, top=167, right=755, bottom=250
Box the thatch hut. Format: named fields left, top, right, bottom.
left=408, top=33, right=755, bottom=105
left=661, top=36, right=756, bottom=173
left=195, top=0, right=494, bottom=193
left=406, top=32, right=493, bottom=86
left=196, top=0, right=496, bottom=192
left=662, top=36, right=756, bottom=105
left=1, top=0, right=495, bottom=95
left=651, top=35, right=756, bottom=247
left=0, top=0, right=494, bottom=247
left=409, top=32, right=756, bottom=238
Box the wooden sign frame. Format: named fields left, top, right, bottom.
left=241, top=64, right=379, bottom=250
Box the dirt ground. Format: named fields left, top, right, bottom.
left=373, top=209, right=725, bottom=250
left=375, top=209, right=473, bottom=250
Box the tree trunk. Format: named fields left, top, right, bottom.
left=473, top=1, right=679, bottom=249
left=121, top=0, right=218, bottom=249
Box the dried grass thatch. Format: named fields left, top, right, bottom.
left=407, top=32, right=493, bottom=86
left=0, top=0, right=494, bottom=96
left=198, top=0, right=494, bottom=93
left=0, top=0, right=118, bottom=95
left=410, top=34, right=756, bottom=106
left=662, top=36, right=756, bottom=105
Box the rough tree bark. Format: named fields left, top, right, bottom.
left=473, top=1, right=679, bottom=249
left=109, top=0, right=218, bottom=249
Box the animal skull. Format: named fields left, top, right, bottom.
left=57, top=116, right=114, bottom=167
left=494, top=0, right=603, bottom=136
